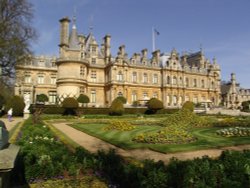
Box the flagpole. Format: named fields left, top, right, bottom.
left=152, top=27, right=155, bottom=52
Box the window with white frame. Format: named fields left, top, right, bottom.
left=91, top=90, right=96, bottom=103
left=132, top=72, right=137, bottom=82
left=153, top=74, right=158, bottom=84
left=50, top=77, right=56, bottom=84
left=37, top=74, right=44, bottom=84
left=91, top=71, right=97, bottom=82
left=49, top=91, right=57, bottom=104
left=173, top=95, right=177, bottom=106
left=117, top=71, right=123, bottom=81
left=132, top=92, right=137, bottom=102
left=167, top=76, right=171, bottom=84
left=24, top=75, right=31, bottom=83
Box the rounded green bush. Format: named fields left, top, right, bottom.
left=109, top=99, right=124, bottom=116
left=36, top=94, right=49, bottom=103
left=77, top=94, right=90, bottom=104
left=62, top=97, right=79, bottom=109
left=182, top=101, right=194, bottom=112
left=147, top=98, right=163, bottom=114
left=114, top=96, right=127, bottom=104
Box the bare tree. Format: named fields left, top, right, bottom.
left=0, top=0, right=36, bottom=88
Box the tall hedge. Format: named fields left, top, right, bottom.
left=114, top=96, right=127, bottom=104
left=6, top=95, right=25, bottom=116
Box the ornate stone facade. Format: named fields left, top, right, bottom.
left=221, top=73, right=250, bottom=109
left=15, top=17, right=221, bottom=108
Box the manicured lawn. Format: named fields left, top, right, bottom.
left=71, top=123, right=250, bottom=153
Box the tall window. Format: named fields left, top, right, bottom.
left=166, top=95, right=170, bottom=106
left=211, top=81, right=215, bottom=89
left=201, top=79, right=205, bottom=88
left=92, top=46, right=97, bottom=54
left=91, top=90, right=96, bottom=103
left=50, top=77, right=56, bottom=84
left=185, top=78, right=189, bottom=87
left=132, top=72, right=137, bottom=82
left=117, top=71, right=123, bottom=81
left=37, top=74, right=44, bottom=84
left=49, top=91, right=57, bottom=104
left=179, top=77, right=183, bottom=86
left=173, top=95, right=177, bottom=106
left=193, top=79, right=197, bottom=87
left=80, top=66, right=85, bottom=76
left=153, top=74, right=158, bottom=84
left=91, top=71, right=97, bottom=82
left=132, top=92, right=137, bottom=102
left=24, top=75, right=31, bottom=83
left=173, top=76, right=177, bottom=85
left=143, top=73, right=148, bottom=83
left=91, top=58, right=96, bottom=64
left=167, top=76, right=171, bottom=84
left=143, top=92, right=148, bottom=99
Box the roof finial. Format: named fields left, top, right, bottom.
left=72, top=6, right=77, bottom=29
left=89, top=14, right=94, bottom=34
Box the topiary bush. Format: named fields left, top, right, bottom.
left=241, top=100, right=250, bottom=112
left=182, top=101, right=194, bottom=112
left=114, top=96, right=127, bottom=104
left=36, top=94, right=49, bottom=104
left=147, top=98, right=164, bottom=114
left=109, top=99, right=124, bottom=116
left=62, top=97, right=79, bottom=115
left=6, top=95, right=25, bottom=116
left=77, top=94, right=90, bottom=105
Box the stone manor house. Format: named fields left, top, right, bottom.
left=15, top=16, right=223, bottom=108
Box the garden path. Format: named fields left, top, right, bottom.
left=51, top=122, right=250, bottom=164
left=0, top=117, right=24, bottom=131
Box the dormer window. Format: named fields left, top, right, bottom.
left=92, top=46, right=97, bottom=54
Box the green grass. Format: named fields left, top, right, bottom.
left=71, top=123, right=250, bottom=153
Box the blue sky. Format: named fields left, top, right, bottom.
left=31, top=0, right=250, bottom=88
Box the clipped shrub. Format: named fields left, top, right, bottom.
left=6, top=95, right=25, bottom=116
left=62, top=97, right=79, bottom=109
left=147, top=98, right=164, bottom=114
left=77, top=94, right=90, bottom=104
left=241, top=100, right=250, bottom=112
left=182, top=101, right=194, bottom=112
left=114, top=96, right=127, bottom=104
left=36, top=94, right=49, bottom=103
left=62, top=97, right=79, bottom=115
left=109, top=99, right=124, bottom=116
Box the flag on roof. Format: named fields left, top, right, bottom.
left=154, top=29, right=160, bottom=35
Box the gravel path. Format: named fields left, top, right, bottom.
left=0, top=117, right=24, bottom=131
left=51, top=122, right=250, bottom=163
